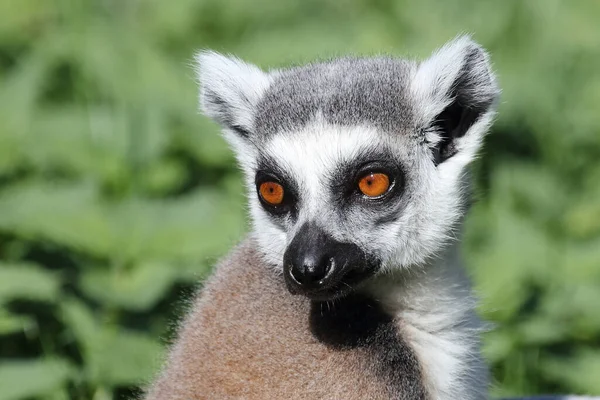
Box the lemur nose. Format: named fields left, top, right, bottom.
left=289, top=254, right=334, bottom=288
left=283, top=223, right=343, bottom=294
left=283, top=222, right=376, bottom=299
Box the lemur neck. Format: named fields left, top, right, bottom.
left=365, top=241, right=489, bottom=400
left=368, top=241, right=477, bottom=320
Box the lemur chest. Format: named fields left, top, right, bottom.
left=152, top=247, right=429, bottom=400
left=189, top=274, right=428, bottom=399
left=195, top=306, right=391, bottom=399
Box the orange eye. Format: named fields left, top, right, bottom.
left=259, top=181, right=285, bottom=205
left=358, top=173, right=390, bottom=198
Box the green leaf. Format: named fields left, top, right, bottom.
left=467, top=205, right=556, bottom=322
left=516, top=315, right=570, bottom=346
left=542, top=350, right=600, bottom=393
left=564, top=190, right=600, bottom=239
left=87, top=329, right=164, bottom=386
left=0, top=309, right=34, bottom=336
left=0, top=183, right=245, bottom=262
left=0, top=183, right=111, bottom=257
left=0, top=262, right=61, bottom=304
left=482, top=328, right=515, bottom=363
left=60, top=299, right=164, bottom=386
left=60, top=299, right=98, bottom=346
left=79, top=261, right=178, bottom=311
left=0, top=358, right=73, bottom=400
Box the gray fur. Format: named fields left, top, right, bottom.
left=145, top=36, right=596, bottom=400
left=254, top=57, right=415, bottom=137
left=202, top=37, right=498, bottom=150
left=167, top=35, right=499, bottom=400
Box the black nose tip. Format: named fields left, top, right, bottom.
left=289, top=255, right=333, bottom=288
left=283, top=222, right=376, bottom=299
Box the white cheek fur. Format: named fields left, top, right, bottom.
left=243, top=114, right=488, bottom=272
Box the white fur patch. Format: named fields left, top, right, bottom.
left=264, top=119, right=383, bottom=216
left=411, top=35, right=496, bottom=125
left=246, top=114, right=485, bottom=274
left=249, top=119, right=388, bottom=267
left=411, top=35, right=499, bottom=162
left=194, top=51, right=274, bottom=168
left=368, top=243, right=489, bottom=400
left=412, top=36, right=472, bottom=125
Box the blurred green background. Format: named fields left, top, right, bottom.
left=1, top=0, right=599, bottom=399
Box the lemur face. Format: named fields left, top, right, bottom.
left=254, top=123, right=413, bottom=300
left=196, top=37, right=499, bottom=300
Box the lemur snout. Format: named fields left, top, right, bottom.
left=288, top=252, right=334, bottom=289
left=283, top=223, right=379, bottom=300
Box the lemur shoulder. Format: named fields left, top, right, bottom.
left=144, top=37, right=594, bottom=400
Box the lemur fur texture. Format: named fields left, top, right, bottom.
left=144, top=36, right=597, bottom=400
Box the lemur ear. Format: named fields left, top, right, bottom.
left=412, top=36, right=500, bottom=165
left=194, top=51, right=272, bottom=141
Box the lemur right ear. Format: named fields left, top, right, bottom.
left=194, top=51, right=272, bottom=142
left=412, top=36, right=500, bottom=166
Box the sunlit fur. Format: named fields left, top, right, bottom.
left=191, top=36, right=499, bottom=399
left=192, top=35, right=498, bottom=400
left=143, top=36, right=600, bottom=400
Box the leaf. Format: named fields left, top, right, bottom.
left=564, top=190, right=600, bottom=239
left=60, top=299, right=164, bottom=386
left=140, top=159, right=188, bottom=194
left=466, top=204, right=556, bottom=322
left=0, top=183, right=112, bottom=257
left=79, top=261, right=179, bottom=311
left=0, top=309, right=34, bottom=336
left=542, top=350, right=600, bottom=393
left=60, top=299, right=98, bottom=346
left=87, top=329, right=164, bottom=386
left=24, top=106, right=130, bottom=180
left=0, top=262, right=61, bottom=304
left=482, top=328, right=515, bottom=363
left=539, top=284, right=600, bottom=339
left=0, top=183, right=245, bottom=262
left=515, top=315, right=570, bottom=346
left=0, top=358, right=73, bottom=400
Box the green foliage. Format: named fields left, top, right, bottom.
left=0, top=0, right=598, bottom=399
left=0, top=359, right=73, bottom=400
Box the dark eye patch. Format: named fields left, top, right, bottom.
left=329, top=149, right=405, bottom=208
left=255, top=156, right=299, bottom=220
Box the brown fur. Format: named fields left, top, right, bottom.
left=144, top=239, right=403, bottom=400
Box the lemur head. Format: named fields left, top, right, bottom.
left=195, top=36, right=499, bottom=301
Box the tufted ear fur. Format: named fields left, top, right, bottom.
left=411, top=36, right=500, bottom=166
left=194, top=51, right=272, bottom=145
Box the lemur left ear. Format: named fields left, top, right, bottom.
left=194, top=51, right=272, bottom=142
left=412, top=36, right=500, bottom=165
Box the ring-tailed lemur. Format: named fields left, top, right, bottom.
left=144, top=37, right=595, bottom=400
